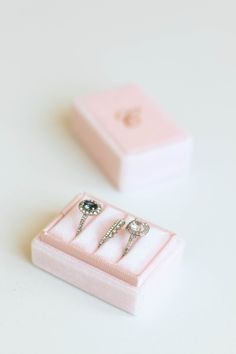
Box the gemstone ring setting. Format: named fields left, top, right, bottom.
left=123, top=219, right=150, bottom=256
left=76, top=199, right=103, bottom=236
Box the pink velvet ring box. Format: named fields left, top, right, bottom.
left=72, top=85, right=192, bottom=191
left=31, top=193, right=184, bottom=314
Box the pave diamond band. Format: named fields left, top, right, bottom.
left=98, top=219, right=126, bottom=247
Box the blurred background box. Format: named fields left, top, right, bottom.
left=73, top=85, right=193, bottom=191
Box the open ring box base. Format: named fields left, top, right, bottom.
left=31, top=193, right=184, bottom=314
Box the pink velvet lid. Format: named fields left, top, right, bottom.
left=76, top=85, right=188, bottom=155
left=73, top=85, right=192, bottom=190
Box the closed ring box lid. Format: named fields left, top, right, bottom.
left=73, top=84, right=192, bottom=190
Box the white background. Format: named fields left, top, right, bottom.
left=0, top=1, right=236, bottom=353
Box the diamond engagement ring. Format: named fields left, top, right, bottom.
left=123, top=219, right=150, bottom=256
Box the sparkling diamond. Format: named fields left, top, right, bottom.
left=130, top=220, right=143, bottom=232
left=126, top=219, right=150, bottom=237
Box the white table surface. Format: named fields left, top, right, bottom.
left=0, top=1, right=235, bottom=353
